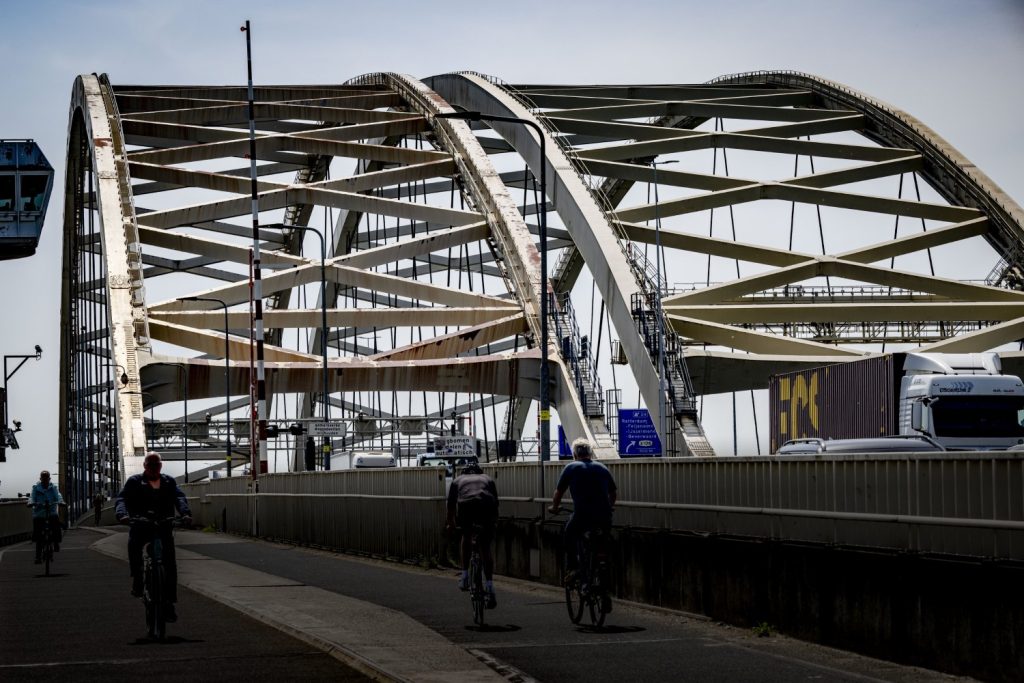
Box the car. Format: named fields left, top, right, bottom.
left=417, top=453, right=479, bottom=477
left=776, top=435, right=945, bottom=454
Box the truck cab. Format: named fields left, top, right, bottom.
left=900, top=353, right=1024, bottom=450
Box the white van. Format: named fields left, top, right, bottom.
left=351, top=451, right=397, bottom=468
left=777, top=435, right=945, bottom=455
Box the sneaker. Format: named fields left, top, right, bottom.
left=486, top=589, right=497, bottom=610
left=131, top=577, right=144, bottom=598
left=457, top=573, right=469, bottom=591
left=165, top=603, right=178, bottom=623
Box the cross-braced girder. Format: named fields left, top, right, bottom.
left=60, top=73, right=603, bottom=512
left=60, top=69, right=1024, bottom=512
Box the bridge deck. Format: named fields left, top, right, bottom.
left=1, top=526, right=953, bottom=682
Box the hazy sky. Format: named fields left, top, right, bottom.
left=1, top=0, right=1022, bottom=494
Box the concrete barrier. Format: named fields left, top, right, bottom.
left=0, top=500, right=32, bottom=546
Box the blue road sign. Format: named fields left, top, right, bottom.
left=557, top=426, right=572, bottom=459
left=618, top=409, right=662, bottom=456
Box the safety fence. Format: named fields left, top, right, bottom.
left=179, top=453, right=1024, bottom=560
left=485, top=452, right=1024, bottom=520
left=0, top=501, right=32, bottom=546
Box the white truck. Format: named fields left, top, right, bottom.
left=771, top=352, right=1024, bottom=452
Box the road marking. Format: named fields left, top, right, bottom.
left=468, top=648, right=540, bottom=683
left=472, top=637, right=685, bottom=649
left=0, top=540, right=32, bottom=563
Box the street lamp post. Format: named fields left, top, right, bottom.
left=279, top=224, right=330, bottom=470
left=180, top=296, right=233, bottom=476
left=435, top=110, right=551, bottom=498
left=168, top=364, right=190, bottom=483
left=2, top=345, right=42, bottom=451
left=650, top=159, right=678, bottom=457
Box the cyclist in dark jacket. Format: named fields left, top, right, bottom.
left=115, top=453, right=191, bottom=622
left=446, top=463, right=499, bottom=608
left=549, top=438, right=617, bottom=573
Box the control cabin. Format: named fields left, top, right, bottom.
left=0, top=140, right=53, bottom=260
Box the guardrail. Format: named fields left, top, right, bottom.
left=0, top=500, right=32, bottom=546
left=484, top=453, right=1024, bottom=521
left=178, top=453, right=1024, bottom=560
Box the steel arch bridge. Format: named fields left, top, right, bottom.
left=59, top=70, right=1024, bottom=516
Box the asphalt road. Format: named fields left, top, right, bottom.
left=180, top=538, right=961, bottom=683
left=0, top=529, right=369, bottom=682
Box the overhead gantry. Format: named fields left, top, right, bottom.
left=59, top=69, right=1024, bottom=514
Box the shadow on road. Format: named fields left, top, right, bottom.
left=465, top=623, right=522, bottom=633
left=129, top=636, right=207, bottom=646
left=575, top=624, right=646, bottom=635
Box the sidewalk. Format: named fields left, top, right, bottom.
left=91, top=529, right=505, bottom=683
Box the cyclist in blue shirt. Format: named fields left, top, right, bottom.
left=548, top=438, right=617, bottom=575
left=29, top=470, right=63, bottom=564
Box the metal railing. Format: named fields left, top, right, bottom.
left=179, top=452, right=1024, bottom=562
left=484, top=453, right=1024, bottom=520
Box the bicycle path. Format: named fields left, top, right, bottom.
left=122, top=529, right=964, bottom=683
left=0, top=529, right=367, bottom=682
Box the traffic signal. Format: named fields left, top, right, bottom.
left=265, top=425, right=280, bottom=438
left=288, top=422, right=305, bottom=436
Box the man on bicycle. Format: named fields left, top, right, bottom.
left=115, top=453, right=191, bottom=622
left=548, top=438, right=617, bottom=581
left=29, top=470, right=63, bottom=564
left=446, top=463, right=498, bottom=608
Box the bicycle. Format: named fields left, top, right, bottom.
left=128, top=516, right=180, bottom=641
left=552, top=508, right=612, bottom=627
left=466, top=522, right=487, bottom=626
left=34, top=506, right=58, bottom=577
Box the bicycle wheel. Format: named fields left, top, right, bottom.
left=587, top=590, right=608, bottom=627
left=43, top=542, right=52, bottom=577
left=565, top=574, right=585, bottom=624
left=470, top=555, right=485, bottom=626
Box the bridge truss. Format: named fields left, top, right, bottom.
left=59, top=71, right=1024, bottom=516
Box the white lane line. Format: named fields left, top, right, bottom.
left=468, top=648, right=541, bottom=683
left=0, top=540, right=32, bottom=563
left=471, top=637, right=685, bottom=650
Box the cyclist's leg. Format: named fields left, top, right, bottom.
left=162, top=534, right=178, bottom=603
left=455, top=501, right=472, bottom=589
left=50, top=516, right=62, bottom=551
left=127, top=530, right=145, bottom=595
left=32, top=518, right=44, bottom=561
left=564, top=515, right=581, bottom=573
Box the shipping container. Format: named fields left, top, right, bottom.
left=768, top=354, right=905, bottom=453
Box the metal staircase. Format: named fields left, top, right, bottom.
left=550, top=293, right=605, bottom=419
left=627, top=244, right=715, bottom=457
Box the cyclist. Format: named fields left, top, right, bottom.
left=115, top=452, right=191, bottom=623
left=548, top=438, right=617, bottom=586
left=28, top=470, right=63, bottom=564
left=446, top=463, right=498, bottom=608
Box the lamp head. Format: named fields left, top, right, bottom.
left=34, top=345, right=42, bottom=359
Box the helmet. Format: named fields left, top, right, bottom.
left=461, top=463, right=484, bottom=475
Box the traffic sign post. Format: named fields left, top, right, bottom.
left=617, top=409, right=663, bottom=457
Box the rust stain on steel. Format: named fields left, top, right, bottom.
left=94, top=137, right=112, bottom=147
